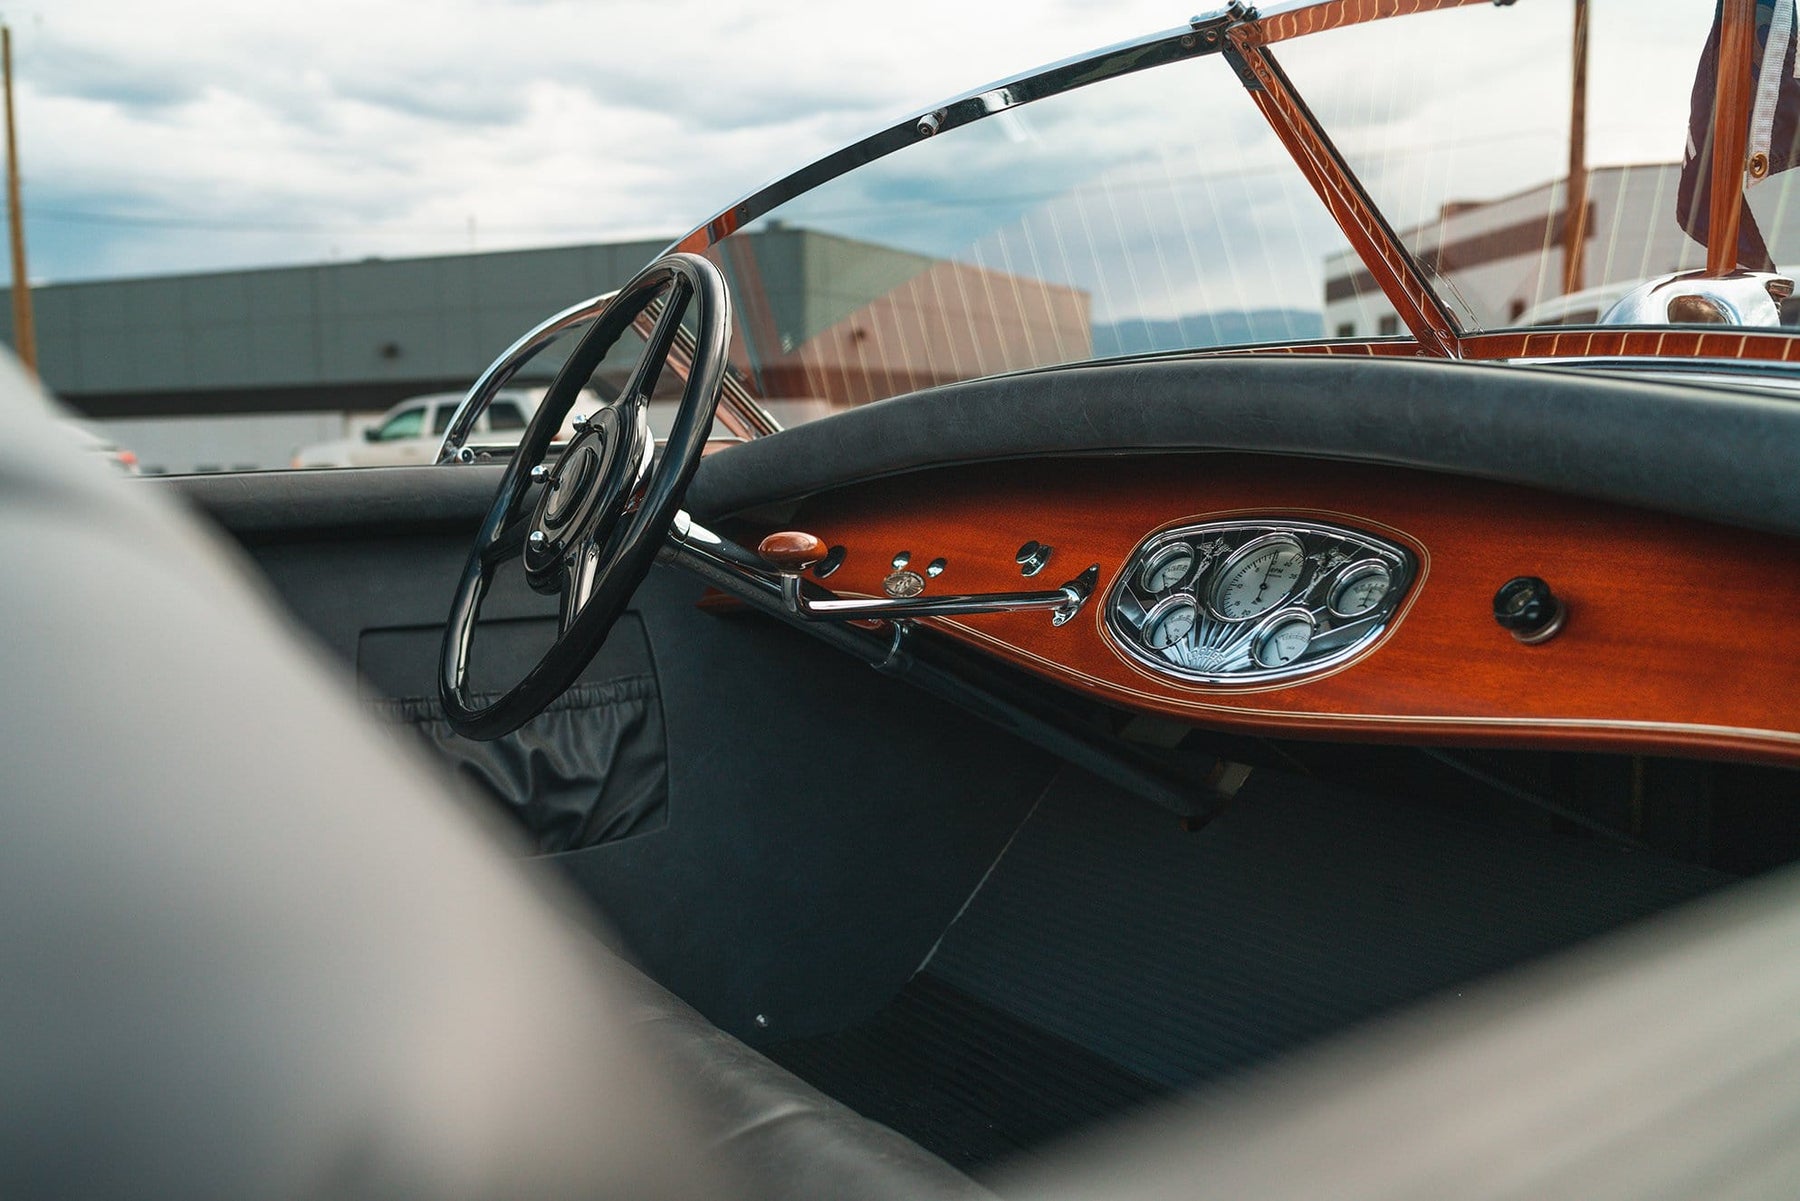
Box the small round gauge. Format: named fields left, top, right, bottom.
left=1209, top=534, right=1306, bottom=620
left=1139, top=542, right=1195, bottom=594
left=1329, top=561, right=1393, bottom=618
left=1252, top=610, right=1315, bottom=669
left=1142, top=597, right=1197, bottom=651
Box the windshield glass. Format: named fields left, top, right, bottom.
left=694, top=2, right=1800, bottom=431
left=1277, top=0, right=1800, bottom=333
left=698, top=47, right=1375, bottom=427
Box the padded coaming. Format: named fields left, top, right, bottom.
left=682, top=356, right=1800, bottom=536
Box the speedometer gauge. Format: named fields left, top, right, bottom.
left=1138, top=542, right=1194, bottom=594
left=1208, top=534, right=1305, bottom=620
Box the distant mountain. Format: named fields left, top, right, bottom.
left=1092, top=309, right=1325, bottom=358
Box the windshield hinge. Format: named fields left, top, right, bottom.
left=1189, top=2, right=1257, bottom=24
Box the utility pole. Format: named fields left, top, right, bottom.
left=1563, top=0, right=1589, bottom=297
left=3, top=23, right=35, bottom=376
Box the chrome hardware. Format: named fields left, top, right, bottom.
left=571, top=413, right=591, bottom=433
left=528, top=530, right=548, bottom=549
left=529, top=464, right=549, bottom=484
left=926, top=558, right=947, bottom=577
left=1604, top=269, right=1798, bottom=328
left=1016, top=540, right=1053, bottom=576
left=892, top=551, right=911, bottom=569
left=1108, top=518, right=1416, bottom=685
left=1494, top=576, right=1566, bottom=645
left=885, top=570, right=926, bottom=598
left=916, top=111, right=943, bottom=138
left=662, top=513, right=1098, bottom=627
left=1051, top=566, right=1101, bottom=627
left=780, top=560, right=1099, bottom=625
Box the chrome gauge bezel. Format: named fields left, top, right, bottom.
left=1138, top=541, right=1195, bottom=595
left=1104, top=518, right=1418, bottom=686
left=1140, top=594, right=1199, bottom=650
left=1206, top=532, right=1306, bottom=622
left=1251, top=607, right=1316, bottom=669
left=1328, top=559, right=1393, bottom=618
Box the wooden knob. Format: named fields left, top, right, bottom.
left=759, top=531, right=829, bottom=572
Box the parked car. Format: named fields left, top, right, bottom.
left=12, top=4, right=1800, bottom=1200
left=289, top=387, right=597, bottom=468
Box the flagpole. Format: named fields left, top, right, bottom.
left=1708, top=0, right=1760, bottom=277
left=1563, top=0, right=1589, bottom=297
left=2, top=23, right=35, bottom=377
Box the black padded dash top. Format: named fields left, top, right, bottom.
left=685, top=356, right=1800, bottom=536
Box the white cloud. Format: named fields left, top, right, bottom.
left=15, top=0, right=1200, bottom=280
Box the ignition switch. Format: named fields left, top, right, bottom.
left=1493, top=576, right=1566, bottom=645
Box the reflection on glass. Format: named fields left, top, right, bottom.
left=1279, top=0, right=1800, bottom=333
left=701, top=55, right=1365, bottom=427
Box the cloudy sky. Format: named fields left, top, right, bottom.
left=17, top=0, right=1205, bottom=283
left=12, top=0, right=1731, bottom=333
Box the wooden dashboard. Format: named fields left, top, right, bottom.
left=749, top=454, right=1800, bottom=766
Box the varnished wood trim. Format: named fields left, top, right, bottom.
left=1255, top=0, right=1495, bottom=44
left=768, top=456, right=1800, bottom=767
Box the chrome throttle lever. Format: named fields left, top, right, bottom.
left=757, top=531, right=1098, bottom=627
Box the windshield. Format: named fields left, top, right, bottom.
left=695, top=37, right=1374, bottom=427
left=683, top=2, right=1800, bottom=431
left=1276, top=0, right=1800, bottom=334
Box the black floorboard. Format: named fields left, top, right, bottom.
left=766, top=973, right=1164, bottom=1172
left=765, top=767, right=1731, bottom=1173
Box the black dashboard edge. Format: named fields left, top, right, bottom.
left=683, top=356, right=1800, bottom=537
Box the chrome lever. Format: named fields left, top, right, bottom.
left=759, top=531, right=1098, bottom=627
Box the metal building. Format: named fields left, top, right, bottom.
left=6, top=228, right=1092, bottom=473
left=1323, top=163, right=1800, bottom=337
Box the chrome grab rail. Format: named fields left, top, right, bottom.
left=664, top=513, right=1097, bottom=627
left=777, top=568, right=1098, bottom=625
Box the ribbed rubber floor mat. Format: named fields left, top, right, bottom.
left=766, top=767, right=1730, bottom=1171
left=765, top=973, right=1163, bottom=1172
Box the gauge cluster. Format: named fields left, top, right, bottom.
left=1106, top=519, right=1417, bottom=685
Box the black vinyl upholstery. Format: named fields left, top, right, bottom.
left=609, top=945, right=994, bottom=1200
left=684, top=356, right=1800, bottom=536
left=0, top=356, right=982, bottom=1200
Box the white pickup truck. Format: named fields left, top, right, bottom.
left=291, top=389, right=583, bottom=468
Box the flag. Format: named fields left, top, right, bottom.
left=1678, top=0, right=1800, bottom=271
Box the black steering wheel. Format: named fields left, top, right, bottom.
left=440, top=253, right=731, bottom=740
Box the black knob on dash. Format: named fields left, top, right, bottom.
left=1493, top=576, right=1566, bottom=644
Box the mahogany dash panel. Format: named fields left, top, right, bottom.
left=762, top=455, right=1800, bottom=765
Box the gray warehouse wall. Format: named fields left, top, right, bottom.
left=5, top=237, right=671, bottom=417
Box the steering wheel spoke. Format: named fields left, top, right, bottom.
left=479, top=511, right=535, bottom=568
left=559, top=537, right=602, bottom=636
left=618, top=278, right=692, bottom=408
left=440, top=254, right=732, bottom=740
